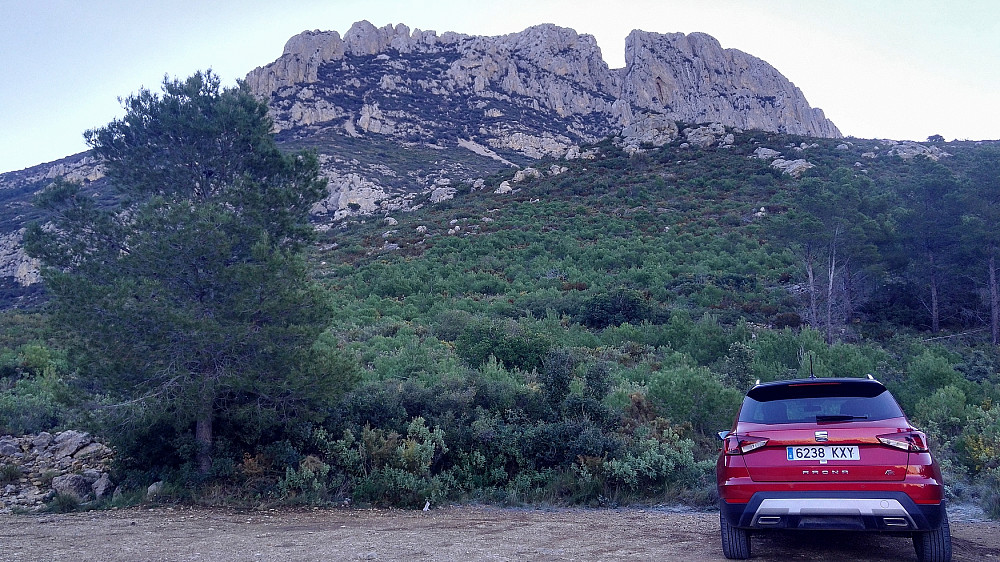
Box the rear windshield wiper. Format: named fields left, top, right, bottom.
left=816, top=414, right=869, bottom=422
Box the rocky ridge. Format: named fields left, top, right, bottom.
left=247, top=21, right=839, bottom=139
left=242, top=20, right=839, bottom=222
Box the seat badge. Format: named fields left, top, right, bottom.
left=815, top=431, right=828, bottom=442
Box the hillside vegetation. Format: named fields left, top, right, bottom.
left=3, top=126, right=1000, bottom=515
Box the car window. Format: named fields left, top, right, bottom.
left=739, top=383, right=905, bottom=424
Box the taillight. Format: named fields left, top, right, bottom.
left=877, top=430, right=929, bottom=452
left=724, top=435, right=769, bottom=455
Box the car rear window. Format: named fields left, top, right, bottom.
left=738, top=380, right=905, bottom=424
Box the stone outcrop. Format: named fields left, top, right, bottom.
left=618, top=31, right=840, bottom=137
left=684, top=123, right=728, bottom=149
left=747, top=146, right=816, bottom=178
left=771, top=158, right=815, bottom=178
left=0, top=430, right=114, bottom=512
left=752, top=147, right=781, bottom=159
left=248, top=21, right=839, bottom=140
left=887, top=140, right=951, bottom=160
left=619, top=113, right=680, bottom=154
left=0, top=231, right=40, bottom=286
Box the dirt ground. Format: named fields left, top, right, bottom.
left=1, top=505, right=998, bottom=561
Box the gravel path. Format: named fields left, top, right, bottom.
left=1, top=505, right=997, bottom=561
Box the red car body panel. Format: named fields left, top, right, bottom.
left=717, top=379, right=945, bottom=516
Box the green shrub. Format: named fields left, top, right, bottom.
left=601, top=431, right=710, bottom=494
left=895, top=351, right=967, bottom=412
left=540, top=349, right=575, bottom=410
left=957, top=400, right=1000, bottom=473
left=981, top=468, right=1000, bottom=520
left=647, top=364, right=742, bottom=433
left=578, top=289, right=657, bottom=329
left=314, top=417, right=449, bottom=507
left=914, top=385, right=968, bottom=437
left=720, top=341, right=756, bottom=391
left=0, top=372, right=76, bottom=435
left=666, top=312, right=733, bottom=366
left=750, top=327, right=825, bottom=381
left=455, top=319, right=551, bottom=371
left=432, top=309, right=474, bottom=342
left=44, top=492, right=81, bottom=513
left=584, top=362, right=613, bottom=399
left=277, top=455, right=331, bottom=504
left=0, top=463, right=21, bottom=483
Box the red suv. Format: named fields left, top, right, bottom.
left=717, top=377, right=951, bottom=561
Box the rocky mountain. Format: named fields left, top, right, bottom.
left=248, top=21, right=839, bottom=139
left=243, top=21, right=838, bottom=219
left=0, top=20, right=844, bottom=298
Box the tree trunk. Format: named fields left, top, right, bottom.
left=929, top=252, right=940, bottom=333
left=990, top=252, right=999, bottom=346
left=805, top=246, right=819, bottom=329
left=826, top=245, right=837, bottom=344
left=195, top=391, right=214, bottom=475
left=843, top=260, right=855, bottom=323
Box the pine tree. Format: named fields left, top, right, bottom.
left=25, top=71, right=353, bottom=475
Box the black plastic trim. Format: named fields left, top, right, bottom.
left=721, top=491, right=945, bottom=532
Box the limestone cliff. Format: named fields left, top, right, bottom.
left=616, top=31, right=840, bottom=137
left=240, top=21, right=840, bottom=228
left=247, top=21, right=840, bottom=140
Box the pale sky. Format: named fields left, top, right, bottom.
left=1, top=0, right=998, bottom=174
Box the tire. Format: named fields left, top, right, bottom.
left=913, top=508, right=952, bottom=562
left=720, top=509, right=751, bottom=559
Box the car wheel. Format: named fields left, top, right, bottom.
left=720, top=509, right=751, bottom=559
left=913, top=508, right=952, bottom=562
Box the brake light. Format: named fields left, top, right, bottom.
left=877, top=431, right=929, bottom=452
left=724, top=435, right=769, bottom=455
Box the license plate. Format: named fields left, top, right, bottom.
left=786, top=446, right=860, bottom=461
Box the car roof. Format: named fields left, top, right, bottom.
left=752, top=377, right=883, bottom=388
left=746, top=377, right=888, bottom=401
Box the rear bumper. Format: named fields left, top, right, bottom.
left=721, top=491, right=945, bottom=532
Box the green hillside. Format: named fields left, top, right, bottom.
left=4, top=128, right=1000, bottom=514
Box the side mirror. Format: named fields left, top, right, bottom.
left=717, top=430, right=731, bottom=441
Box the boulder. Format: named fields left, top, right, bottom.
left=30, top=433, right=53, bottom=449
left=73, top=442, right=112, bottom=461
left=92, top=473, right=114, bottom=499
left=51, top=430, right=90, bottom=459
left=430, top=187, right=456, bottom=203
left=684, top=123, right=726, bottom=148
left=147, top=481, right=165, bottom=500
left=513, top=168, right=542, bottom=183
left=752, top=147, right=781, bottom=160
left=771, top=158, right=815, bottom=178
left=0, top=437, right=20, bottom=457
left=620, top=113, right=680, bottom=150
left=52, top=474, right=92, bottom=502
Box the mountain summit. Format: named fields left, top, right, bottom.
left=247, top=21, right=840, bottom=143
